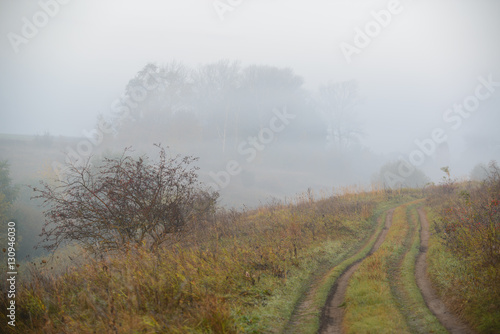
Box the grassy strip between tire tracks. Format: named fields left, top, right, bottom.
left=341, top=200, right=422, bottom=333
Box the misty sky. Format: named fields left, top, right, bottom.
left=1, top=0, right=499, bottom=158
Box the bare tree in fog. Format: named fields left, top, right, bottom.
left=192, top=60, right=241, bottom=153
left=319, top=80, right=363, bottom=151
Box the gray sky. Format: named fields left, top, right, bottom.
left=1, top=0, right=499, bottom=158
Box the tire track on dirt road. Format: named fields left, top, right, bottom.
left=415, top=208, right=475, bottom=334
left=285, top=207, right=387, bottom=333
left=318, top=209, right=395, bottom=334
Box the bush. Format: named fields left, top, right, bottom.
left=33, top=144, right=218, bottom=254
left=372, top=160, right=430, bottom=189
left=435, top=162, right=500, bottom=270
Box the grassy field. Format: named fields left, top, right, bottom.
left=2, top=188, right=409, bottom=333
left=1, top=167, right=498, bottom=333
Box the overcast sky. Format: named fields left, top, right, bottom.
left=1, top=0, right=499, bottom=157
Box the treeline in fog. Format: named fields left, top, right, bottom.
left=90, top=60, right=379, bottom=206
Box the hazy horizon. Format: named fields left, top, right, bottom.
left=1, top=0, right=500, bottom=201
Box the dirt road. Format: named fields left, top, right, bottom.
left=319, top=209, right=394, bottom=334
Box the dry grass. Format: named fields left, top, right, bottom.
left=0, top=188, right=399, bottom=333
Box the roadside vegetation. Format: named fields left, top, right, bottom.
left=426, top=162, right=500, bottom=333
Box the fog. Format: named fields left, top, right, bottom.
left=1, top=0, right=500, bottom=207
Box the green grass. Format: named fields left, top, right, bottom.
left=250, top=197, right=386, bottom=333
left=282, top=214, right=383, bottom=334
left=256, top=238, right=367, bottom=333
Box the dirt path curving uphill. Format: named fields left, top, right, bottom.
left=415, top=208, right=475, bottom=334
left=319, top=209, right=395, bottom=334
